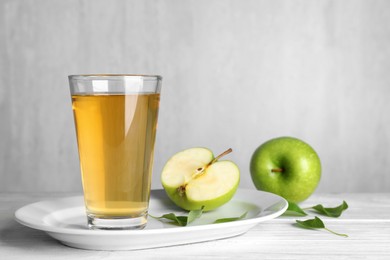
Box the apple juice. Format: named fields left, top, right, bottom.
left=72, top=93, right=160, bottom=217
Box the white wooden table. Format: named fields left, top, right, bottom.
left=1, top=192, right=389, bottom=259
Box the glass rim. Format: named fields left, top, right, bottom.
left=68, top=74, right=162, bottom=80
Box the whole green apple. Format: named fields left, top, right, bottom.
left=161, top=147, right=240, bottom=211
left=250, top=137, right=321, bottom=202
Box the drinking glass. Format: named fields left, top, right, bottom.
left=68, top=74, right=162, bottom=230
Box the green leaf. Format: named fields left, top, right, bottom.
left=214, top=212, right=248, bottom=223
left=153, top=213, right=187, bottom=226
left=187, top=207, right=204, bottom=224
left=296, top=216, right=325, bottom=229
left=282, top=201, right=308, bottom=216
left=296, top=216, right=348, bottom=237
left=151, top=207, right=247, bottom=226
left=150, top=206, right=204, bottom=226
left=308, top=201, right=349, bottom=218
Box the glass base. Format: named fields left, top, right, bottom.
left=87, top=213, right=147, bottom=230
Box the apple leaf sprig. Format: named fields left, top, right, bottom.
left=303, top=201, right=348, bottom=218
left=150, top=207, right=247, bottom=226
left=283, top=201, right=308, bottom=216
left=283, top=201, right=348, bottom=218
left=296, top=217, right=348, bottom=238
left=150, top=207, right=204, bottom=226
left=214, top=212, right=248, bottom=223
left=283, top=201, right=349, bottom=237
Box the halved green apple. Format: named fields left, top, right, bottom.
left=161, top=147, right=240, bottom=211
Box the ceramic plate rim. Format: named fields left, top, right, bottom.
left=15, top=189, right=288, bottom=236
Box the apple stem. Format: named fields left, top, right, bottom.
left=209, top=148, right=233, bottom=165
left=191, top=148, right=233, bottom=180
left=271, top=168, right=284, bottom=173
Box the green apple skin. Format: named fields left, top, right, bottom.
left=161, top=148, right=240, bottom=211
left=250, top=137, right=321, bottom=203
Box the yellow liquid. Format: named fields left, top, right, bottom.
left=72, top=93, right=159, bottom=217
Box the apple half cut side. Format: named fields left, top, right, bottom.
left=161, top=147, right=240, bottom=211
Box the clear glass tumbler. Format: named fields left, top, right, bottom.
left=68, top=74, right=162, bottom=230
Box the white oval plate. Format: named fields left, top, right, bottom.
left=15, top=189, right=287, bottom=251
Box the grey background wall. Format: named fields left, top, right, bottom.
left=1, top=0, right=389, bottom=193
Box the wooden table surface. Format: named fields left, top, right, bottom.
left=0, top=192, right=389, bottom=259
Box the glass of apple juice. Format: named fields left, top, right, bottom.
left=68, top=74, right=162, bottom=230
